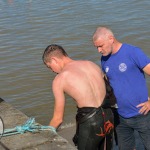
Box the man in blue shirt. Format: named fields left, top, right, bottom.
left=92, top=26, right=150, bottom=150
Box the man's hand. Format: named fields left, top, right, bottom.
left=47, top=126, right=57, bottom=134
left=136, top=97, right=150, bottom=115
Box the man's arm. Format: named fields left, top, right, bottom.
left=143, top=63, right=150, bottom=76
left=49, top=76, right=65, bottom=129
left=136, top=63, right=150, bottom=114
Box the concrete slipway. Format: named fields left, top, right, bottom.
left=0, top=97, right=76, bottom=150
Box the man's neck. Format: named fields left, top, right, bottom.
left=61, top=57, right=74, bottom=69
left=112, top=40, right=122, bottom=54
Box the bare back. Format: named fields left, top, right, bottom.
left=55, top=60, right=106, bottom=108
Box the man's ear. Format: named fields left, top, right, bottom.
left=109, top=35, right=114, bottom=44
left=51, top=57, right=59, bottom=65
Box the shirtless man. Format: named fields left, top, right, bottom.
left=42, top=44, right=114, bottom=150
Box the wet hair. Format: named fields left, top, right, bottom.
left=42, top=44, right=68, bottom=64
left=93, top=26, right=114, bottom=41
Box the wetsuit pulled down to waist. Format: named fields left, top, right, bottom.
left=73, top=106, right=114, bottom=150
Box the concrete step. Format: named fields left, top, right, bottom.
left=0, top=98, right=76, bottom=150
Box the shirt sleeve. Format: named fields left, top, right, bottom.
left=131, top=46, right=150, bottom=69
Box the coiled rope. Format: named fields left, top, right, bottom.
left=3, top=117, right=56, bottom=137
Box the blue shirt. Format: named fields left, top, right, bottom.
left=101, top=43, right=150, bottom=118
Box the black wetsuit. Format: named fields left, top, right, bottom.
left=73, top=106, right=114, bottom=150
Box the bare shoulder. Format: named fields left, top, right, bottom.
left=53, top=73, right=65, bottom=82
left=76, top=60, right=98, bottom=66
left=52, top=71, right=70, bottom=86
left=79, top=60, right=102, bottom=70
